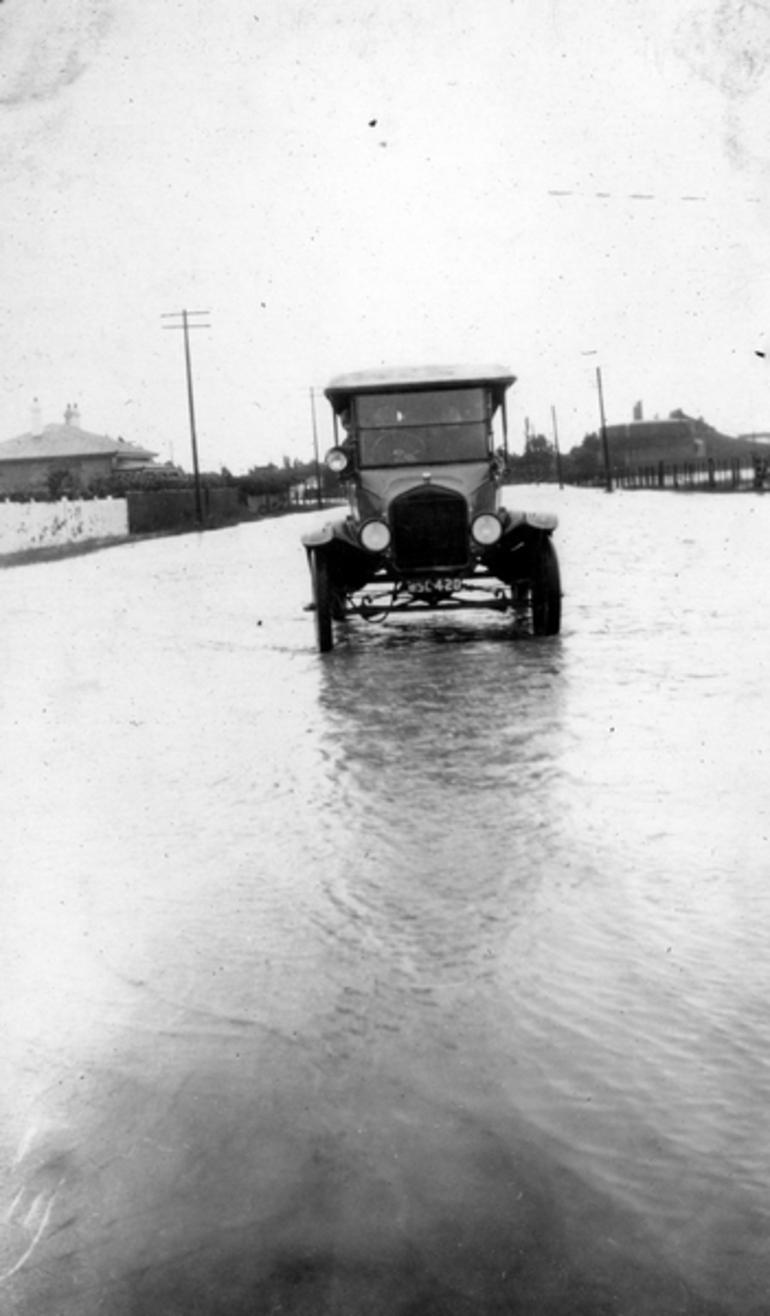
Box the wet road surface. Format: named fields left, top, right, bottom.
left=2, top=487, right=770, bottom=1313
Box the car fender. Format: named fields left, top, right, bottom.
left=301, top=516, right=363, bottom=551
left=301, top=518, right=345, bottom=549
left=500, top=509, right=558, bottom=533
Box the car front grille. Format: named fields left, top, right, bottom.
left=390, top=487, right=469, bottom=572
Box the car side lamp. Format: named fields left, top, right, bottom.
left=359, top=520, right=391, bottom=552
left=471, top=513, right=503, bottom=546
left=325, top=446, right=350, bottom=474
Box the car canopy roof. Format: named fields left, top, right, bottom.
left=325, top=364, right=516, bottom=414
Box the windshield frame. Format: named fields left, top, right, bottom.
left=352, top=387, right=493, bottom=469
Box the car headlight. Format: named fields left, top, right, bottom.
left=471, top=513, right=503, bottom=545
left=359, top=519, right=391, bottom=552
left=325, top=446, right=350, bottom=474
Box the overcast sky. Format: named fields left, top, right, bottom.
left=2, top=0, right=769, bottom=470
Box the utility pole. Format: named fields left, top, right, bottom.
left=596, top=366, right=613, bottom=493
left=524, top=416, right=531, bottom=482
left=500, top=395, right=510, bottom=475
left=309, top=386, right=323, bottom=509
left=582, top=351, right=613, bottom=492
left=162, top=309, right=210, bottom=524
left=551, top=405, right=564, bottom=489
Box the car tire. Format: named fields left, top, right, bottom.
left=312, top=551, right=334, bottom=652
left=531, top=536, right=562, bottom=636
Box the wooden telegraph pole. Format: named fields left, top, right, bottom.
left=551, top=405, right=564, bottom=489
left=582, top=352, right=613, bottom=492
left=596, top=367, right=613, bottom=493
left=162, top=309, right=210, bottom=524
left=309, top=387, right=323, bottom=509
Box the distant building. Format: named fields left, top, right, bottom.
left=737, top=431, right=770, bottom=445
left=604, top=409, right=757, bottom=468
left=0, top=404, right=157, bottom=494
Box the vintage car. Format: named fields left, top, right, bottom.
left=302, top=365, right=561, bottom=651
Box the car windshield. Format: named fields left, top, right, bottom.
left=356, top=388, right=490, bottom=467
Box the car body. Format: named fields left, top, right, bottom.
left=302, top=365, right=561, bottom=651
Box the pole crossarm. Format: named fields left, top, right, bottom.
left=162, top=311, right=211, bottom=330
left=162, top=310, right=210, bottom=320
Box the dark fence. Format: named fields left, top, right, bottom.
left=613, top=455, right=769, bottom=493
left=126, top=487, right=242, bottom=535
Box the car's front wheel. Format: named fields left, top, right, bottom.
left=530, top=536, right=562, bottom=636
left=311, top=551, right=334, bottom=652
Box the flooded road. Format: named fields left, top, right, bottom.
left=2, top=486, right=770, bottom=1314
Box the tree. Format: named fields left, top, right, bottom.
left=506, top=434, right=557, bottom=483
left=526, top=434, right=556, bottom=483
left=47, top=465, right=80, bottom=499
left=563, top=433, right=602, bottom=484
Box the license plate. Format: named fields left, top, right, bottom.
left=406, top=577, right=464, bottom=594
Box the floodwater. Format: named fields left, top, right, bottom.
left=2, top=486, right=769, bottom=1315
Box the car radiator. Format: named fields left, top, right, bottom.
left=390, top=487, right=469, bottom=572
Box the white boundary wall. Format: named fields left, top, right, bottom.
left=0, top=498, right=129, bottom=555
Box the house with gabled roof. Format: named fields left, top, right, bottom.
left=0, top=404, right=158, bottom=495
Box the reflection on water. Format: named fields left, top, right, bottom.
left=2, top=492, right=770, bottom=1313
left=314, top=633, right=569, bottom=1004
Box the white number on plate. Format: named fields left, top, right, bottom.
left=408, top=578, right=463, bottom=594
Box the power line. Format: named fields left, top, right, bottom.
left=547, top=189, right=760, bottom=204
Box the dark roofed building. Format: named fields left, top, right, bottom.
left=604, top=410, right=757, bottom=468
left=0, top=405, right=157, bottom=494
left=604, top=416, right=702, bottom=467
